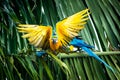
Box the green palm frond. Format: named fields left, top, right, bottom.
left=0, top=0, right=120, bottom=80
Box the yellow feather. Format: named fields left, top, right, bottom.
left=17, top=25, right=52, bottom=49
left=17, top=9, right=89, bottom=52
left=19, top=24, right=37, bottom=27
left=56, top=9, right=89, bottom=48
left=69, top=45, right=74, bottom=51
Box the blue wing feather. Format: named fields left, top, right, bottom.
left=70, top=37, right=114, bottom=72
left=36, top=51, right=46, bottom=57
left=82, top=46, right=114, bottom=71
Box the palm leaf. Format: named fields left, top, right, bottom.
left=0, top=0, right=120, bottom=80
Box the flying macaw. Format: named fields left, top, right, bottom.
left=17, top=9, right=89, bottom=54
left=69, top=37, right=114, bottom=71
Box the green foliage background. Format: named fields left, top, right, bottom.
left=0, top=0, right=120, bottom=80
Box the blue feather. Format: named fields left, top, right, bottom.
left=82, top=46, right=114, bottom=71
left=70, top=38, right=114, bottom=72
left=70, top=37, right=94, bottom=48
left=36, top=51, right=46, bottom=57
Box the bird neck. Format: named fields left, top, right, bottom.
left=51, top=35, right=58, bottom=44
left=52, top=30, right=58, bottom=43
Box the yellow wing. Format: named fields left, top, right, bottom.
left=56, top=9, right=89, bottom=46
left=18, top=25, right=52, bottom=49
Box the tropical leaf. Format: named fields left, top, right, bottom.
left=0, top=0, right=120, bottom=80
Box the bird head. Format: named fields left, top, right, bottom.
left=52, top=37, right=58, bottom=44
left=52, top=31, right=58, bottom=44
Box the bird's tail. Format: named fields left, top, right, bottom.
left=82, top=46, right=114, bottom=72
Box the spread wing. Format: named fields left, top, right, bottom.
left=56, top=9, right=89, bottom=46
left=17, top=25, right=52, bottom=49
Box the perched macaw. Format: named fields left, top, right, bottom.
left=70, top=37, right=114, bottom=71
left=17, top=9, right=89, bottom=54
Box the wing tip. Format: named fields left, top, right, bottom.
left=18, top=24, right=38, bottom=27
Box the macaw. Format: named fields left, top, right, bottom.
left=69, top=37, right=114, bottom=71
left=17, top=9, right=89, bottom=54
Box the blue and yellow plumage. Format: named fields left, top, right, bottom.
left=70, top=37, right=114, bottom=72
left=17, top=9, right=89, bottom=53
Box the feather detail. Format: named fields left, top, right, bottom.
left=18, top=25, right=52, bottom=49
left=56, top=9, right=89, bottom=46
left=70, top=38, right=114, bottom=72
left=17, top=9, right=89, bottom=52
